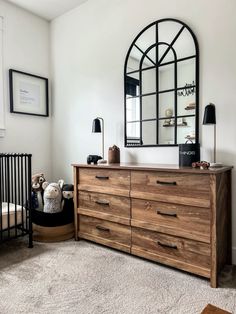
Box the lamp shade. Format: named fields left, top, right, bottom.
left=203, top=103, right=216, bottom=125
left=92, top=118, right=101, bottom=133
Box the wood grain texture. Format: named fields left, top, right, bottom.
left=72, top=163, right=233, bottom=174
left=131, top=171, right=210, bottom=207
left=73, top=166, right=79, bottom=241
left=78, top=191, right=130, bottom=225
left=73, top=164, right=232, bottom=288
left=210, top=170, right=232, bottom=288
left=201, top=304, right=232, bottom=314
left=33, top=223, right=74, bottom=242
left=131, top=199, right=210, bottom=243
left=79, top=215, right=131, bottom=253
left=78, top=168, right=130, bottom=197
left=132, top=227, right=210, bottom=277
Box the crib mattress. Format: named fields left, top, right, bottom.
left=1, top=202, right=26, bottom=230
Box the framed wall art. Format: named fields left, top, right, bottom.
left=9, top=69, right=49, bottom=117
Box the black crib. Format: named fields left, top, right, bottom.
left=0, top=154, right=33, bottom=247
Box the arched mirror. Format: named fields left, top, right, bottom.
left=124, top=18, right=199, bottom=147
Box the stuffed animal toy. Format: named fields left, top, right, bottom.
left=87, top=155, right=102, bottom=165
left=42, top=180, right=64, bottom=213
left=62, top=184, right=74, bottom=211
left=32, top=173, right=46, bottom=211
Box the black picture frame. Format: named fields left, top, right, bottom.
left=124, top=18, right=199, bottom=148
left=9, top=69, right=49, bottom=117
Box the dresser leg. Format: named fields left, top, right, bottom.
left=210, top=273, right=218, bottom=288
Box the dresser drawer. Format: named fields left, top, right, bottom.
left=132, top=227, right=210, bottom=278
left=131, top=171, right=210, bottom=207
left=131, top=199, right=210, bottom=243
left=78, top=191, right=131, bottom=225
left=78, top=168, right=130, bottom=197
left=79, top=215, right=131, bottom=253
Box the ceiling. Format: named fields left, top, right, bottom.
left=6, top=0, right=88, bottom=21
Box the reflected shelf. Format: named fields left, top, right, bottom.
left=163, top=123, right=189, bottom=127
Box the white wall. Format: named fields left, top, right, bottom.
left=0, top=0, right=52, bottom=179
left=51, top=0, right=236, bottom=260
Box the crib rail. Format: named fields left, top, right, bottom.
left=0, top=153, right=32, bottom=247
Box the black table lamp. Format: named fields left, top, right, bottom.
left=203, top=103, right=221, bottom=167
left=92, top=117, right=106, bottom=163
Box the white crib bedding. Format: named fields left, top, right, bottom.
left=1, top=202, right=26, bottom=230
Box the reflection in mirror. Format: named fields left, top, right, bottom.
left=124, top=18, right=199, bottom=147
left=136, top=26, right=156, bottom=54
left=173, top=28, right=196, bottom=59
left=159, top=63, right=175, bottom=92
left=142, top=68, right=156, bottom=94
left=158, top=21, right=182, bottom=47
left=126, top=122, right=141, bottom=145
left=159, top=92, right=175, bottom=118
left=126, top=46, right=143, bottom=73
left=126, top=97, right=140, bottom=122
left=142, top=95, right=156, bottom=120
left=142, top=47, right=156, bottom=69
left=177, top=59, right=196, bottom=88
left=177, top=116, right=195, bottom=143
left=142, top=121, right=156, bottom=145
left=159, top=120, right=175, bottom=145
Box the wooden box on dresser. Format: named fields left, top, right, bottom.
left=72, top=163, right=232, bottom=288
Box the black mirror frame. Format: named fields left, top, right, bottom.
left=124, top=18, right=199, bottom=147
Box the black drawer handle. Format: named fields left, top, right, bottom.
left=157, top=211, right=177, bottom=218
left=96, top=225, right=110, bottom=232
left=95, top=200, right=110, bottom=206
left=95, top=175, right=109, bottom=180
left=157, top=241, right=178, bottom=250
left=156, top=180, right=177, bottom=186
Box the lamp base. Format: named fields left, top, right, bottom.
left=209, top=162, right=223, bottom=169
left=97, top=159, right=107, bottom=164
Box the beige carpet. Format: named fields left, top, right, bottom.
left=0, top=239, right=235, bottom=314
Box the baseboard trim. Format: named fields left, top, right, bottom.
left=232, top=247, right=236, bottom=265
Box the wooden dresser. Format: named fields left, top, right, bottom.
left=72, top=163, right=232, bottom=288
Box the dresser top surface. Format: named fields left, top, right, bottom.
left=72, top=163, right=233, bottom=174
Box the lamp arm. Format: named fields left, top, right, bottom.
left=214, top=124, right=216, bottom=163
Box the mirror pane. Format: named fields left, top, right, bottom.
left=159, top=92, right=175, bottom=119
left=142, top=121, right=156, bottom=145
left=142, top=68, right=156, bottom=94
left=177, top=93, right=196, bottom=116
left=173, top=28, right=196, bottom=59
left=142, top=95, right=156, bottom=120
left=126, top=122, right=141, bottom=145
left=159, top=63, right=175, bottom=91
left=159, top=44, right=175, bottom=64
left=158, top=21, right=182, bottom=46
left=177, top=58, right=196, bottom=88
left=125, top=73, right=140, bottom=97
left=126, top=97, right=140, bottom=122
left=142, top=47, right=156, bottom=69
left=127, top=46, right=143, bottom=73
left=177, top=116, right=196, bottom=144
left=159, top=119, right=175, bottom=145
left=136, top=25, right=156, bottom=55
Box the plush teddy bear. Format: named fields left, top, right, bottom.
left=42, top=180, right=64, bottom=213
left=61, top=184, right=74, bottom=211
left=32, top=173, right=46, bottom=211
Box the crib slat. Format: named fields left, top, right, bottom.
left=0, top=153, right=32, bottom=246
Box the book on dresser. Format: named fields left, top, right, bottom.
left=72, top=163, right=232, bottom=288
